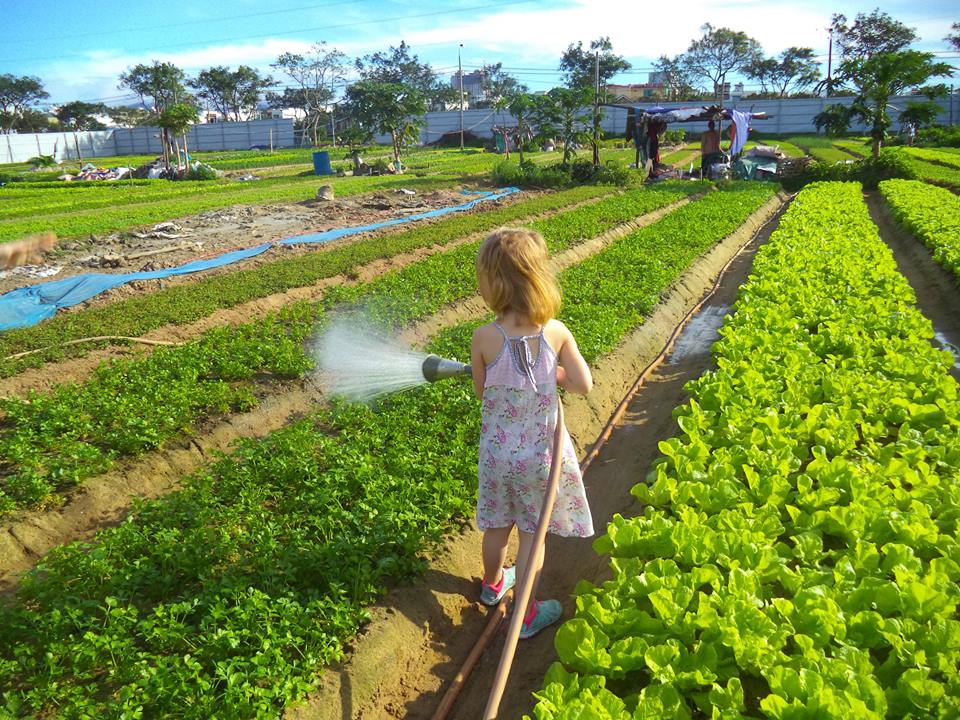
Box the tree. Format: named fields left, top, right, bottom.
left=813, top=104, right=853, bottom=136
left=355, top=42, right=453, bottom=110
left=0, top=74, right=49, bottom=134
left=55, top=101, right=108, bottom=130
left=498, top=91, right=538, bottom=163
left=106, top=106, right=152, bottom=127
left=831, top=10, right=917, bottom=61
left=533, top=87, right=593, bottom=166
left=190, top=65, right=275, bottom=122
left=652, top=56, right=698, bottom=101
left=118, top=61, right=190, bottom=114
left=897, top=101, right=942, bottom=130
left=479, top=64, right=527, bottom=109
left=746, top=47, right=820, bottom=97
left=271, top=43, right=347, bottom=147
left=559, top=36, right=631, bottom=97
left=682, top=24, right=761, bottom=107
left=157, top=103, right=198, bottom=172
left=947, top=23, right=960, bottom=52
left=342, top=80, right=427, bottom=166
left=838, top=50, right=952, bottom=156
left=13, top=108, right=53, bottom=134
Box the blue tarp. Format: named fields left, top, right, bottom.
left=0, top=187, right=520, bottom=331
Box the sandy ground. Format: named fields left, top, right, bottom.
left=0, top=188, right=498, bottom=298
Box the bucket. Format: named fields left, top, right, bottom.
left=312, top=150, right=332, bottom=175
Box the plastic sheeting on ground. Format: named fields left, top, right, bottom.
left=0, top=187, right=520, bottom=331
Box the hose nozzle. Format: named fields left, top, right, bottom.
left=421, top=354, right=472, bottom=383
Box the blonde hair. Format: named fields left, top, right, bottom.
left=476, top=228, right=560, bottom=325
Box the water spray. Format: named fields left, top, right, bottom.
left=313, top=319, right=471, bottom=403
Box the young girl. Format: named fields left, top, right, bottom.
left=470, top=227, right=594, bottom=639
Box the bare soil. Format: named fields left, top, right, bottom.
left=284, top=193, right=788, bottom=720
left=0, top=188, right=523, bottom=299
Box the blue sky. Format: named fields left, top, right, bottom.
left=2, top=0, right=957, bottom=107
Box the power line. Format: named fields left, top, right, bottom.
left=1, top=0, right=370, bottom=45
left=0, top=0, right=538, bottom=63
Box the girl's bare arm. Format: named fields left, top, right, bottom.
left=470, top=327, right=489, bottom=399
left=554, top=321, right=592, bottom=394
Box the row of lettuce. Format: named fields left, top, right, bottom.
left=0, top=182, right=778, bottom=717
left=527, top=182, right=960, bottom=719
left=879, top=179, right=960, bottom=279
left=0, top=182, right=711, bottom=515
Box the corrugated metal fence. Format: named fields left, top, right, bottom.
left=3, top=94, right=956, bottom=164
left=2, top=119, right=295, bottom=164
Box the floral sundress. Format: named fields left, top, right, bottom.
left=476, top=322, right=594, bottom=538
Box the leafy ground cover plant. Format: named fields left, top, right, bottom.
left=0, top=183, right=704, bottom=513
left=880, top=178, right=960, bottom=279
left=0, top=181, right=774, bottom=719
left=527, top=181, right=960, bottom=719
left=0, top=185, right=614, bottom=375
left=904, top=148, right=960, bottom=170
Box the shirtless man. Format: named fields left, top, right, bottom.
left=700, top=119, right=724, bottom=174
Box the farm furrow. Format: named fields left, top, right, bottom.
left=866, top=190, right=960, bottom=379
left=0, top=185, right=705, bottom=587
left=0, top=187, right=617, bottom=396
left=0, top=184, right=779, bottom=719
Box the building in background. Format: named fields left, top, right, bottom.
left=450, top=70, right=486, bottom=107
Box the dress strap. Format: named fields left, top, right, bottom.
left=492, top=321, right=509, bottom=340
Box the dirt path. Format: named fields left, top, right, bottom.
left=284, top=194, right=789, bottom=720
left=865, top=192, right=960, bottom=381
left=0, top=194, right=702, bottom=592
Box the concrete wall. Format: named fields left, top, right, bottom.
left=371, top=94, right=956, bottom=145
left=2, top=118, right=295, bottom=164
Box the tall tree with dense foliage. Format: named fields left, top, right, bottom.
left=55, top=101, right=108, bottom=130
left=189, top=65, right=275, bottom=121
left=831, top=10, right=918, bottom=61
left=745, top=47, right=821, bottom=97
left=342, top=80, right=426, bottom=166
left=105, top=106, right=152, bottom=128
left=118, top=61, right=190, bottom=114
left=355, top=42, right=453, bottom=110
left=0, top=74, right=49, bottom=134
left=271, top=42, right=347, bottom=146
left=559, top=36, right=631, bottom=96
left=157, top=103, right=199, bottom=172
left=682, top=24, right=761, bottom=107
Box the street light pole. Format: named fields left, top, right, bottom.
left=459, top=43, right=465, bottom=150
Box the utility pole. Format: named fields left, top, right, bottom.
left=593, top=50, right=600, bottom=166
left=330, top=102, right=336, bottom=146
left=459, top=43, right=465, bottom=150
left=826, top=27, right=833, bottom=98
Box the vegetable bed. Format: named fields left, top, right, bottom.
left=528, top=181, right=960, bottom=719
left=879, top=179, right=960, bottom=280
left=0, top=183, right=704, bottom=514
left=0, top=182, right=777, bottom=719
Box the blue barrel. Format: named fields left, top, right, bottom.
left=312, top=150, right=332, bottom=175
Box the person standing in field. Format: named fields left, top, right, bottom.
left=470, top=227, right=594, bottom=638
left=700, top=118, right=724, bottom=174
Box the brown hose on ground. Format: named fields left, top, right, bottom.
left=482, top=399, right=565, bottom=720
left=432, top=195, right=789, bottom=720
left=3, top=336, right=180, bottom=362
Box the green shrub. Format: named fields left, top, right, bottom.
left=916, top=124, right=960, bottom=148
left=491, top=159, right=570, bottom=188
left=185, top=163, right=219, bottom=181
left=570, top=159, right=636, bottom=187
left=782, top=148, right=916, bottom=191
left=663, top=128, right=686, bottom=145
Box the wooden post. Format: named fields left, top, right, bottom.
left=36, top=134, right=42, bottom=156
left=74, top=132, right=82, bottom=163
left=269, top=127, right=273, bottom=152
